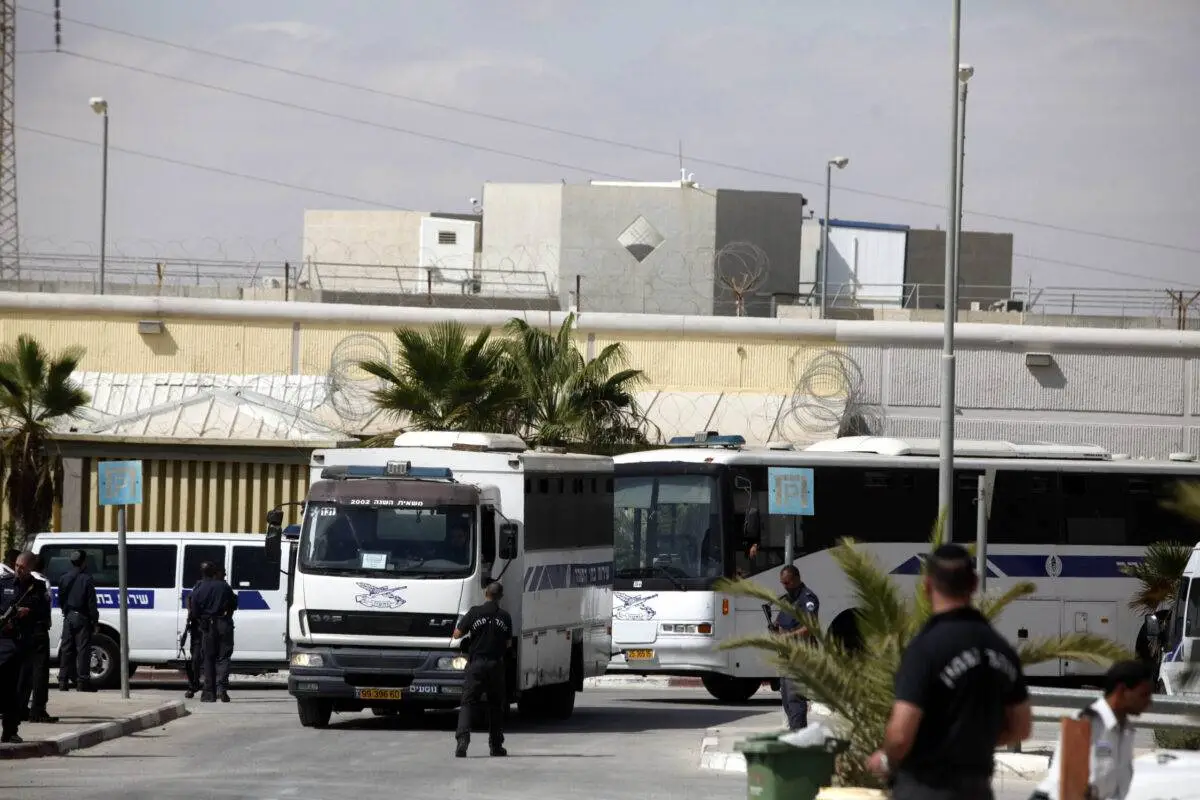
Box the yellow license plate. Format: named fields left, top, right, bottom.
left=625, top=649, right=655, bottom=661
left=356, top=688, right=403, bottom=701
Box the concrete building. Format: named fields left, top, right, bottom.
left=479, top=180, right=809, bottom=317
left=796, top=218, right=1015, bottom=312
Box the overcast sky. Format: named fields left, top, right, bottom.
left=13, top=1, right=1200, bottom=308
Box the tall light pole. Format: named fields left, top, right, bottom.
left=937, top=1, right=962, bottom=540
left=954, top=64, right=974, bottom=312
left=90, top=96, right=109, bottom=295
left=819, top=156, right=849, bottom=317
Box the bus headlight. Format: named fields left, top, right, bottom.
left=291, top=652, right=324, bottom=668
left=660, top=623, right=713, bottom=635
left=437, top=655, right=468, bottom=670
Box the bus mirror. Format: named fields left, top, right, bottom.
left=264, top=528, right=282, bottom=564
left=499, top=523, right=518, bottom=560
left=1146, top=614, right=1162, bottom=639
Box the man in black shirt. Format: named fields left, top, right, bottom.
left=57, top=549, right=99, bottom=693
left=869, top=544, right=1033, bottom=800
left=1, top=551, right=52, bottom=743
left=769, top=565, right=820, bottom=730
left=452, top=581, right=513, bottom=758
left=182, top=562, right=209, bottom=699
left=189, top=562, right=237, bottom=703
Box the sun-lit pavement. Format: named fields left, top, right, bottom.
left=0, top=683, right=750, bottom=800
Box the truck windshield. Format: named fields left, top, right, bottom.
left=299, top=502, right=475, bottom=578
left=614, top=474, right=722, bottom=588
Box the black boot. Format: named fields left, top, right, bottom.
left=455, top=736, right=469, bottom=758
left=490, top=743, right=507, bottom=757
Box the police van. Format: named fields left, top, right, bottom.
left=30, top=531, right=294, bottom=689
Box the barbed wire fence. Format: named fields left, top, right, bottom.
left=3, top=235, right=1192, bottom=325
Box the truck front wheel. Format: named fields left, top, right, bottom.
left=297, top=698, right=333, bottom=728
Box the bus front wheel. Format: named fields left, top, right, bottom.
left=701, top=675, right=760, bottom=703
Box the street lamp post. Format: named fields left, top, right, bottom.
left=937, top=0, right=962, bottom=540
left=819, top=156, right=849, bottom=318
left=90, top=97, right=109, bottom=295
left=954, top=64, right=974, bottom=313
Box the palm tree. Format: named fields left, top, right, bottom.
left=716, top=523, right=1131, bottom=788
left=359, top=322, right=521, bottom=432
left=0, top=335, right=91, bottom=544
left=502, top=314, right=651, bottom=452
left=1120, top=540, right=1192, bottom=616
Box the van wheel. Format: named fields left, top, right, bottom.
left=90, top=633, right=121, bottom=690
left=298, top=698, right=333, bottom=728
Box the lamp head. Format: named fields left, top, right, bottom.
left=829, top=156, right=849, bottom=169
left=89, top=97, right=108, bottom=115
left=958, top=64, right=975, bottom=83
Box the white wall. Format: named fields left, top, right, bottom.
left=301, top=210, right=427, bottom=292
left=479, top=183, right=563, bottom=297
left=826, top=225, right=908, bottom=308
left=418, top=217, right=479, bottom=293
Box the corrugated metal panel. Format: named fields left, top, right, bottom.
left=81, top=458, right=311, bottom=534
left=828, top=227, right=908, bottom=308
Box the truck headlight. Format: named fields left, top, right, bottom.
left=291, top=652, right=324, bottom=668
left=437, top=655, right=468, bottom=670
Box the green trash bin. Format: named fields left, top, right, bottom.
left=734, top=732, right=848, bottom=800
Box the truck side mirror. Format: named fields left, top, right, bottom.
left=265, top=508, right=284, bottom=563
left=499, top=522, right=518, bottom=560
left=1146, top=614, right=1162, bottom=639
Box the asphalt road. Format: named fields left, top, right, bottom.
left=1, top=685, right=750, bottom=800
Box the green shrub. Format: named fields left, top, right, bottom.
left=1154, top=728, right=1200, bottom=750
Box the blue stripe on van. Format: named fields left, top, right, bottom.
left=182, top=589, right=272, bottom=610
left=889, top=554, right=1142, bottom=579
left=523, top=561, right=613, bottom=593
left=51, top=588, right=156, bottom=609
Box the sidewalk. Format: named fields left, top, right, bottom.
left=695, top=707, right=1156, bottom=793
left=0, top=690, right=188, bottom=760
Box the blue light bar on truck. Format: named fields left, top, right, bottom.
left=666, top=431, right=746, bottom=448
left=320, top=463, right=455, bottom=480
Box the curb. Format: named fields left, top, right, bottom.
left=0, top=700, right=190, bottom=760
left=699, top=734, right=747, bottom=773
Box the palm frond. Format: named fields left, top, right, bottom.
left=976, top=581, right=1037, bottom=621
left=1016, top=633, right=1132, bottom=668
left=1119, top=539, right=1192, bottom=614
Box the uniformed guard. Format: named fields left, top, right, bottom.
left=189, top=561, right=237, bottom=702
left=182, top=563, right=209, bottom=699
left=868, top=543, right=1034, bottom=800
left=768, top=565, right=819, bottom=730
left=452, top=581, right=513, bottom=758
left=1033, top=660, right=1152, bottom=800
left=1, top=552, right=52, bottom=743
left=20, top=554, right=57, bottom=723
left=57, top=549, right=99, bottom=692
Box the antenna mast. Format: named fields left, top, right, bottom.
left=0, top=0, right=18, bottom=281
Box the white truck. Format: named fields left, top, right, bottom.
left=1157, top=543, right=1200, bottom=696
left=269, top=431, right=614, bottom=728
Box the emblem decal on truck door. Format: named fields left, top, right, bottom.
left=354, top=583, right=408, bottom=609
left=613, top=592, right=658, bottom=621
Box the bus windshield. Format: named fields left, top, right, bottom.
left=299, top=502, right=475, bottom=578
left=614, top=474, right=722, bottom=588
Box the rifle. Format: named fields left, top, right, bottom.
left=0, top=581, right=41, bottom=632
left=178, top=626, right=197, bottom=688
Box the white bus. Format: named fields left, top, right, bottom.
left=607, top=433, right=1200, bottom=702
left=30, top=531, right=296, bottom=689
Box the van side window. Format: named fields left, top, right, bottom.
left=38, top=544, right=176, bottom=589
left=231, top=545, right=280, bottom=591
left=184, top=545, right=225, bottom=587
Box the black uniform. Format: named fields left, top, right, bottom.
left=454, top=599, right=513, bottom=753
left=184, top=580, right=204, bottom=696
left=890, top=606, right=1029, bottom=800
left=19, top=573, right=54, bottom=720
left=189, top=576, right=237, bottom=701
left=57, top=565, right=99, bottom=691
left=774, top=583, right=820, bottom=730
left=1, top=572, right=51, bottom=742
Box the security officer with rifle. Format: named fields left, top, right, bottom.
left=57, top=549, right=98, bottom=693
left=189, top=561, right=237, bottom=703
left=21, top=553, right=57, bottom=722
left=181, top=562, right=210, bottom=699
left=1, top=551, right=52, bottom=743
left=452, top=581, right=513, bottom=758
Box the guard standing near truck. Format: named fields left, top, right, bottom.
left=21, top=553, right=57, bottom=722
left=769, top=565, right=820, bottom=730
left=189, top=562, right=237, bottom=703
left=452, top=581, right=513, bottom=758
left=57, top=549, right=99, bottom=692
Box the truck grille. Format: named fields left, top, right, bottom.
left=336, top=653, right=427, bottom=670
left=305, top=609, right=458, bottom=638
